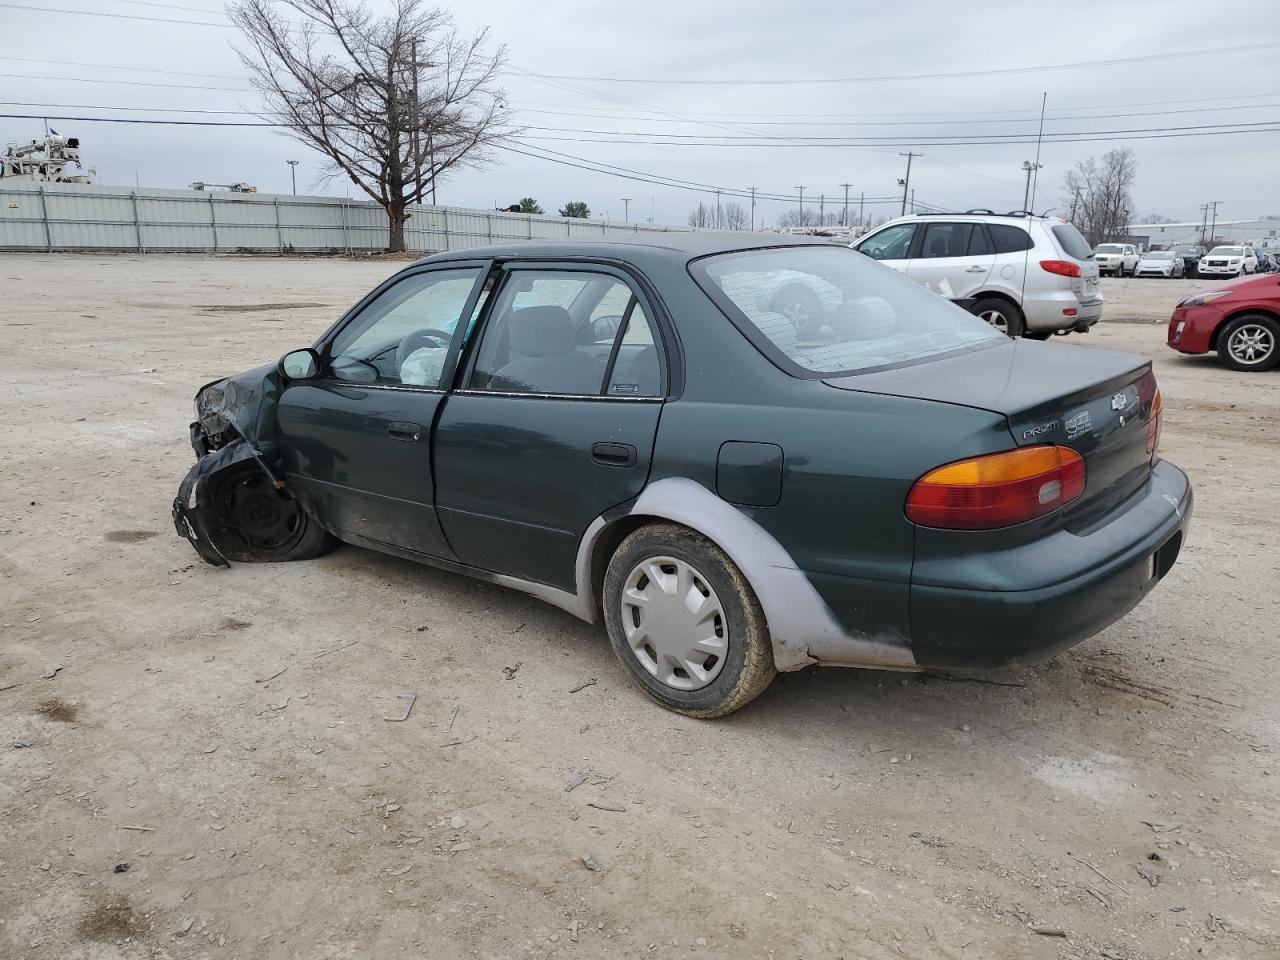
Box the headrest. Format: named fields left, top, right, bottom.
left=509, top=306, right=575, bottom=357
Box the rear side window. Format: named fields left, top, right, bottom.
left=989, top=224, right=1033, bottom=254
left=918, top=222, right=975, bottom=259
left=692, top=246, right=1003, bottom=377
left=1051, top=224, right=1094, bottom=261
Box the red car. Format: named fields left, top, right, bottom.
left=1168, top=273, right=1280, bottom=371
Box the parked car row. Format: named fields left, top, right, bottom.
left=1095, top=241, right=1272, bottom=279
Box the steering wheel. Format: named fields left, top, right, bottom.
left=396, top=328, right=453, bottom=369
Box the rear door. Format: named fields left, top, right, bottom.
left=988, top=222, right=1035, bottom=297
left=854, top=221, right=917, bottom=274
left=905, top=221, right=995, bottom=300
left=433, top=263, right=668, bottom=592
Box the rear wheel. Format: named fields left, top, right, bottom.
left=208, top=465, right=333, bottom=562
left=1218, top=314, right=1280, bottom=372
left=603, top=523, right=776, bottom=718
left=970, top=297, right=1024, bottom=338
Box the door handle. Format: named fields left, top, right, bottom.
left=591, top=442, right=637, bottom=468
left=387, top=421, right=423, bottom=442
left=965, top=265, right=986, bottom=272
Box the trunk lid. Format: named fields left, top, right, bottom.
left=823, top=340, right=1157, bottom=522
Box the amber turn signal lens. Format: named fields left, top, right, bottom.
left=905, top=445, right=1086, bottom=530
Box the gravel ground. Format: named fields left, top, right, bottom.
left=2, top=256, right=1277, bottom=960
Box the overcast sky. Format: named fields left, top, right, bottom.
left=3, top=0, right=1278, bottom=227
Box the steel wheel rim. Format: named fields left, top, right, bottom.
left=620, top=556, right=728, bottom=691
left=218, top=472, right=306, bottom=553
left=1227, top=323, right=1275, bottom=366
left=979, top=308, right=1009, bottom=334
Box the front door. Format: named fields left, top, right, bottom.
left=905, top=221, right=995, bottom=299
left=433, top=264, right=667, bottom=591
left=276, top=263, right=488, bottom=558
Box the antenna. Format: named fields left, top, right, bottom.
left=1019, top=92, right=1049, bottom=321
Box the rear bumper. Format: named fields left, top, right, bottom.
left=1023, top=290, right=1103, bottom=332
left=907, top=459, right=1192, bottom=669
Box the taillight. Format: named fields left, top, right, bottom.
left=1039, top=259, right=1082, bottom=278
left=905, top=446, right=1086, bottom=530
left=1147, top=388, right=1162, bottom=457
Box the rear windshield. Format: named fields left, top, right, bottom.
left=1095, top=244, right=1124, bottom=253
left=1208, top=247, right=1243, bottom=256
left=1051, top=224, right=1094, bottom=260
left=691, top=246, right=1003, bottom=377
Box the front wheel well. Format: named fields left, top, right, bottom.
left=1210, top=307, right=1280, bottom=352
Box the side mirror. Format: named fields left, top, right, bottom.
left=279, top=348, right=320, bottom=381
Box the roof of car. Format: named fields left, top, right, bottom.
left=415, top=230, right=827, bottom=266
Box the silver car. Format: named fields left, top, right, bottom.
left=1134, top=249, right=1185, bottom=278
left=851, top=212, right=1103, bottom=338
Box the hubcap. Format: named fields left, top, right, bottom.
left=620, top=556, right=728, bottom=691
left=979, top=308, right=1009, bottom=334
left=1227, top=323, right=1275, bottom=366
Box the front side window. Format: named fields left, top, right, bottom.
left=693, top=246, right=1004, bottom=377
left=328, top=268, right=481, bottom=386
left=469, top=270, right=661, bottom=396
left=856, top=222, right=916, bottom=261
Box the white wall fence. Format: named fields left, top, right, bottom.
left=0, top=181, right=688, bottom=254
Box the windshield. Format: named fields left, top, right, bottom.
left=691, top=246, right=1004, bottom=377
left=1208, top=247, right=1244, bottom=256
left=1142, top=251, right=1173, bottom=260
left=1095, top=244, right=1124, bottom=253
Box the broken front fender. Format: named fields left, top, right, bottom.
left=172, top=439, right=262, bottom=567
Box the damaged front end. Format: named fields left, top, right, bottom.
left=171, top=363, right=290, bottom=566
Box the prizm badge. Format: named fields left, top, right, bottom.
left=1022, top=421, right=1059, bottom=440
left=1111, top=392, right=1129, bottom=411
left=1065, top=409, right=1093, bottom=440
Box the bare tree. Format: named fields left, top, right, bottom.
left=229, top=0, right=512, bottom=252
left=1062, top=148, right=1137, bottom=246
left=722, top=201, right=749, bottom=230
left=687, top=202, right=715, bottom=228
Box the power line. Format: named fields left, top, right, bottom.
left=514, top=41, right=1280, bottom=86
left=0, top=73, right=251, bottom=91
left=0, top=2, right=230, bottom=26
left=0, top=55, right=246, bottom=80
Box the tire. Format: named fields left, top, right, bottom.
left=768, top=283, right=824, bottom=336
left=1217, top=314, right=1280, bottom=372
left=207, top=464, right=334, bottom=562
left=602, top=523, right=776, bottom=718
left=970, top=297, right=1024, bottom=338
left=1023, top=329, right=1053, bottom=341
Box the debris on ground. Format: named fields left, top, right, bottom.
left=383, top=692, right=416, bottom=722
left=449, top=815, right=466, bottom=829
left=42, top=665, right=62, bottom=680
left=113, top=862, right=129, bottom=873
left=1031, top=925, right=1067, bottom=937
left=581, top=855, right=600, bottom=872
left=503, top=663, right=521, bottom=681
left=587, top=802, right=626, bottom=813
left=565, top=771, right=589, bottom=793
left=569, top=678, right=597, bottom=694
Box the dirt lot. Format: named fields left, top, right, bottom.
left=2, top=255, right=1277, bottom=960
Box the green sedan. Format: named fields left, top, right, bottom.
left=174, top=234, right=1192, bottom=717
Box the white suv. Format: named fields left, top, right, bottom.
left=851, top=212, right=1103, bottom=338
left=1093, top=243, right=1140, bottom=277
left=1197, top=245, right=1258, bottom=278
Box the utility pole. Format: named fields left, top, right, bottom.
left=819, top=194, right=826, bottom=226
left=714, top=189, right=722, bottom=229
left=410, top=37, right=424, bottom=206
left=749, top=186, right=756, bottom=232
left=1021, top=160, right=1044, bottom=213
left=621, top=197, right=632, bottom=221
left=1208, top=200, right=1220, bottom=244
left=839, top=182, right=851, bottom=226
left=909, top=189, right=915, bottom=214
left=796, top=185, right=805, bottom=228
left=286, top=160, right=298, bottom=196
left=858, top=191, right=864, bottom=232
left=1198, top=203, right=1209, bottom=245
left=898, top=152, right=919, bottom=215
